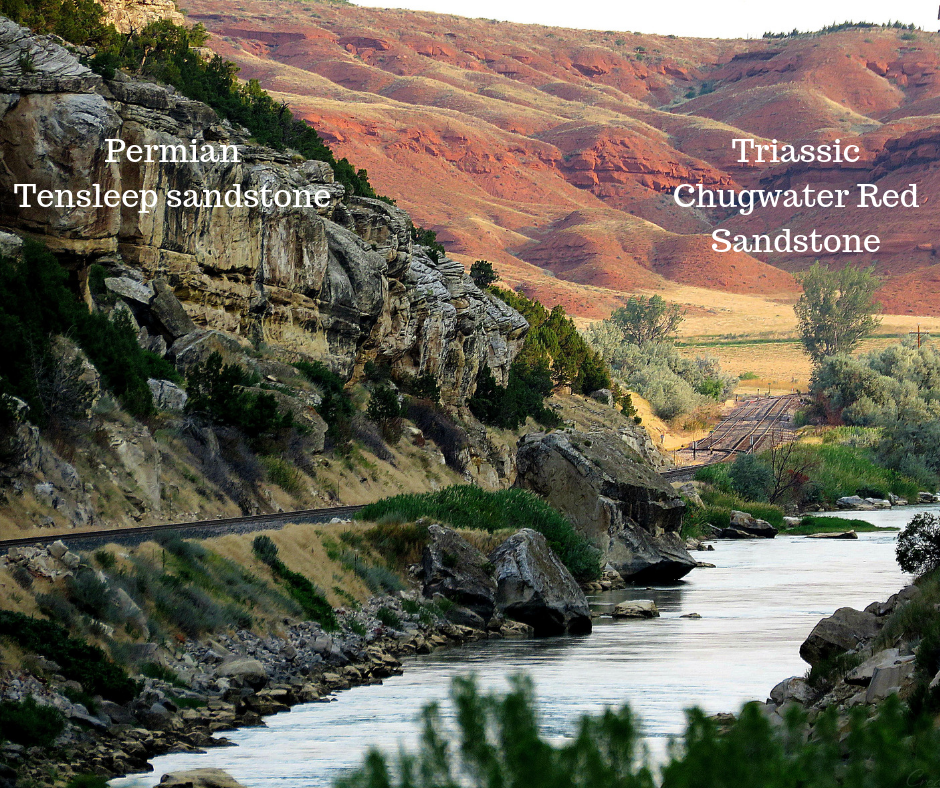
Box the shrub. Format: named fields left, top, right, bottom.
left=406, top=399, right=467, bottom=472
left=186, top=352, right=292, bottom=441
left=295, top=360, right=354, bottom=449
left=897, top=513, right=940, bottom=576
left=66, top=567, right=119, bottom=622
left=376, top=606, right=402, bottom=629
left=367, top=385, right=403, bottom=443
left=729, top=454, right=773, bottom=502
left=0, top=611, right=138, bottom=702
left=141, top=661, right=184, bottom=687
left=694, top=462, right=733, bottom=493
left=336, top=675, right=940, bottom=788
left=0, top=697, right=64, bottom=748
left=93, top=549, right=116, bottom=570
left=252, top=536, right=338, bottom=630
left=357, top=486, right=601, bottom=581
left=261, top=456, right=303, bottom=494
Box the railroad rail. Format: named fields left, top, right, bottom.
left=663, top=394, right=801, bottom=482
left=0, top=504, right=365, bottom=554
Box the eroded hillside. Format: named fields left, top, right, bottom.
left=181, top=1, right=940, bottom=316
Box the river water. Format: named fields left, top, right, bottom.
left=114, top=505, right=939, bottom=788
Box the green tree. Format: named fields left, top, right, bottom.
left=730, top=454, right=773, bottom=502
left=795, top=262, right=882, bottom=363
left=897, top=513, right=940, bottom=576
left=611, top=295, right=684, bottom=345
left=470, top=260, right=499, bottom=289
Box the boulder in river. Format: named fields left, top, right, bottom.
left=420, top=524, right=497, bottom=623
left=799, top=607, right=882, bottom=667
left=160, top=769, right=247, bottom=788
left=515, top=431, right=694, bottom=583
left=612, top=600, right=659, bottom=619
left=729, top=510, right=778, bottom=538
left=489, top=529, right=592, bottom=636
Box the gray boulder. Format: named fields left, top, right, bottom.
left=799, top=607, right=882, bottom=667
left=612, top=600, right=659, bottom=619
left=488, top=529, right=591, bottom=636
left=148, top=379, right=188, bottom=411
left=768, top=676, right=814, bottom=706
left=729, top=510, right=777, bottom=538
left=516, top=431, right=694, bottom=583
left=215, top=657, right=268, bottom=689
left=589, top=389, right=614, bottom=406
left=421, top=524, right=497, bottom=622
left=151, top=279, right=197, bottom=339
left=159, top=769, right=247, bottom=788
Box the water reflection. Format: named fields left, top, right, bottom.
left=113, top=507, right=938, bottom=788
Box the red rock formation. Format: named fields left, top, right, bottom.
left=182, top=2, right=940, bottom=315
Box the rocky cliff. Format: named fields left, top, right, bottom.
left=0, top=16, right=527, bottom=405
left=515, top=430, right=695, bottom=583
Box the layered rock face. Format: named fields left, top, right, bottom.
left=488, top=529, right=592, bottom=636
left=516, top=430, right=695, bottom=583
left=0, top=16, right=527, bottom=406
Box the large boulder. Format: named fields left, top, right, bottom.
left=420, top=524, right=497, bottom=621
left=516, top=431, right=694, bottom=583
left=799, top=607, right=882, bottom=667
left=159, top=769, right=247, bottom=788
left=214, top=657, right=268, bottom=689
left=729, top=510, right=777, bottom=538
left=488, top=529, right=591, bottom=636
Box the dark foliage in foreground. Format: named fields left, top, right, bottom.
left=336, top=675, right=940, bottom=788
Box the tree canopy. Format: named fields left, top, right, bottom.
left=610, top=295, right=684, bottom=345
left=795, top=262, right=882, bottom=363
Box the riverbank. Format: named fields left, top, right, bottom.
left=112, top=529, right=912, bottom=788
left=1, top=596, right=491, bottom=787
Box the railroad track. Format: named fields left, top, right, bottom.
left=0, top=504, right=365, bottom=555
left=662, top=394, right=801, bottom=481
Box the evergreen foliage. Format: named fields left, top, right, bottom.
left=185, top=352, right=293, bottom=440
left=295, top=361, right=355, bottom=448
left=0, top=241, right=174, bottom=420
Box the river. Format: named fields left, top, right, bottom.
left=113, top=505, right=938, bottom=788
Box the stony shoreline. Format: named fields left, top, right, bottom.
left=0, top=597, right=494, bottom=788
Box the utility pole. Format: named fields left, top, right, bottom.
left=909, top=324, right=930, bottom=348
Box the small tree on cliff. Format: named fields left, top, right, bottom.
left=795, top=262, right=882, bottom=363
left=611, top=295, right=684, bottom=345
left=470, top=260, right=499, bottom=289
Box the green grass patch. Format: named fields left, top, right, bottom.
left=356, top=486, right=601, bottom=581
left=785, top=515, right=896, bottom=535
left=771, top=442, right=920, bottom=505
left=252, top=536, right=338, bottom=630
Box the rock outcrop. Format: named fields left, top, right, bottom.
left=799, top=607, right=883, bottom=667
left=515, top=430, right=694, bottom=583
left=488, top=529, right=592, bottom=636
left=0, top=16, right=527, bottom=407
left=420, top=524, right=497, bottom=626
